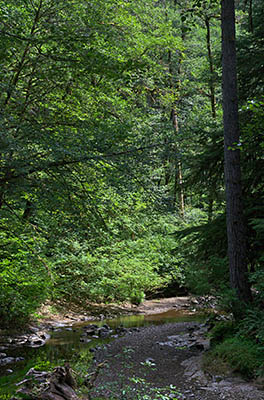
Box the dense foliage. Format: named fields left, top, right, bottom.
left=0, top=0, right=263, bottom=348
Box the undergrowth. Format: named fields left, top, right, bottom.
left=204, top=315, right=264, bottom=379
left=205, top=337, right=264, bottom=378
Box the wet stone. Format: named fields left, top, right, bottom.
left=80, top=337, right=92, bottom=343
left=0, top=356, right=24, bottom=366
left=0, top=357, right=15, bottom=366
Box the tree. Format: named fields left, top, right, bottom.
left=0, top=0, right=185, bottom=323
left=221, top=0, right=252, bottom=305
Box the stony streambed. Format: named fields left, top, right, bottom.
left=91, top=322, right=264, bottom=400
left=0, top=308, right=204, bottom=377
left=1, top=297, right=264, bottom=399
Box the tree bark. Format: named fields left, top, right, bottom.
left=221, top=0, right=252, bottom=305
left=171, top=109, right=184, bottom=218
left=205, top=16, right=216, bottom=119
left=168, top=12, right=185, bottom=218
left=205, top=14, right=216, bottom=221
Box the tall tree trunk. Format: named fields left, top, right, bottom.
left=168, top=14, right=185, bottom=218
left=205, top=14, right=216, bottom=221
left=171, top=109, right=184, bottom=218
left=221, top=0, right=252, bottom=305
left=244, top=0, right=254, bottom=32
left=205, top=16, right=216, bottom=119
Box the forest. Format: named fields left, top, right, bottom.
left=0, top=0, right=264, bottom=397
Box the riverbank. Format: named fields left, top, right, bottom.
left=33, top=296, right=212, bottom=327
left=30, top=296, right=264, bottom=400
left=3, top=296, right=264, bottom=400
left=90, top=322, right=264, bottom=400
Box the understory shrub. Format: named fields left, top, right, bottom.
left=208, top=320, right=237, bottom=346
left=0, top=228, right=50, bottom=326
left=238, top=307, right=264, bottom=345
left=172, top=212, right=229, bottom=296
left=51, top=212, right=187, bottom=304
left=206, top=310, right=264, bottom=379
left=207, top=337, right=264, bottom=378
left=0, top=259, right=49, bottom=326
left=52, top=237, right=172, bottom=304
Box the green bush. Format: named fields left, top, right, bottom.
left=208, top=320, right=237, bottom=345
left=208, top=337, right=264, bottom=378
left=0, top=240, right=49, bottom=326
left=51, top=213, right=186, bottom=304
left=52, top=238, right=169, bottom=304
left=0, top=259, right=49, bottom=326
left=238, top=307, right=264, bottom=345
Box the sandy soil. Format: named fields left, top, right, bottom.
left=136, top=296, right=192, bottom=314
left=36, top=296, right=193, bottom=326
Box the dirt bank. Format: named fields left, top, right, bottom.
left=35, top=296, right=199, bottom=327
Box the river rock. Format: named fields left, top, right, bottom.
left=98, top=326, right=112, bottom=337
left=189, top=342, right=205, bottom=351
left=80, top=316, right=90, bottom=321
left=26, top=331, right=50, bottom=347
left=102, top=324, right=110, bottom=330
left=80, top=337, right=92, bottom=343
left=181, top=355, right=208, bottom=385
left=6, top=369, right=13, bottom=374
left=83, top=324, right=98, bottom=335
left=116, top=325, right=128, bottom=335
left=0, top=357, right=16, bottom=366
left=0, top=356, right=24, bottom=366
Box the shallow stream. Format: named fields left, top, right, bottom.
left=0, top=309, right=205, bottom=395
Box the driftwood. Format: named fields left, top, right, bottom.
left=13, top=364, right=79, bottom=400
left=42, top=364, right=78, bottom=400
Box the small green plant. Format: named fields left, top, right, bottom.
left=123, top=346, right=135, bottom=355
left=92, top=378, right=181, bottom=400
left=33, top=360, right=54, bottom=372
left=140, top=360, right=156, bottom=369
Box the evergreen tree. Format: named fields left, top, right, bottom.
left=221, top=0, right=252, bottom=306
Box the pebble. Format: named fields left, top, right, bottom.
left=6, top=369, right=13, bottom=374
